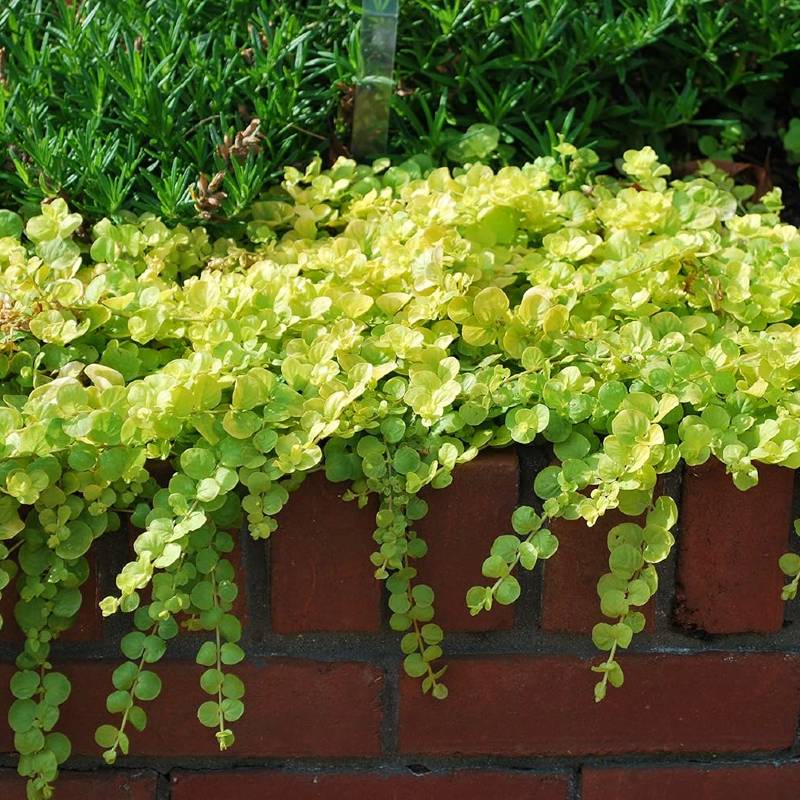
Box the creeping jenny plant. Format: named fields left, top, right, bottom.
left=1, top=145, right=800, bottom=797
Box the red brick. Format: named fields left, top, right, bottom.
left=0, top=660, right=382, bottom=757
left=582, top=764, right=800, bottom=800
left=0, top=553, right=102, bottom=643
left=270, top=451, right=519, bottom=634
left=676, top=460, right=795, bottom=633
left=271, top=472, right=381, bottom=633
left=171, top=770, right=569, bottom=800
left=415, top=450, right=518, bottom=631
left=399, top=653, right=800, bottom=755
left=542, top=509, right=654, bottom=633
left=0, top=769, right=157, bottom=800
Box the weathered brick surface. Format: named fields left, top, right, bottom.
left=0, top=660, right=383, bottom=757
left=171, top=770, right=570, bottom=799
left=542, top=509, right=655, bottom=633
left=271, top=452, right=518, bottom=634
left=0, top=769, right=157, bottom=800
left=0, top=450, right=798, bottom=795
left=676, top=460, right=795, bottom=633
left=399, top=654, right=800, bottom=755
left=582, top=764, right=800, bottom=800
left=271, top=472, right=381, bottom=633
left=415, top=450, right=519, bottom=631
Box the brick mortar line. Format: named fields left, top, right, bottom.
left=571, top=765, right=582, bottom=800
left=0, top=765, right=161, bottom=775
left=3, top=629, right=799, bottom=663
left=242, top=512, right=271, bottom=642
left=3, top=752, right=799, bottom=777
left=655, top=462, right=683, bottom=633
left=93, top=530, right=128, bottom=646
left=516, top=444, right=550, bottom=638
left=378, top=658, right=399, bottom=756
left=156, top=770, right=171, bottom=800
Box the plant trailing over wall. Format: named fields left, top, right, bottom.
left=0, top=144, right=799, bottom=797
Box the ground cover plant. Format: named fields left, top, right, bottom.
left=4, top=1, right=800, bottom=227
left=0, top=143, right=799, bottom=797
left=391, top=0, right=800, bottom=167
left=0, top=0, right=357, bottom=223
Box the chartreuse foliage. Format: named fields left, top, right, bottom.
left=1, top=144, right=800, bottom=796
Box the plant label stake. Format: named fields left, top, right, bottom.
left=351, top=0, right=398, bottom=159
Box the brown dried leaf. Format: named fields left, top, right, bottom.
left=191, top=170, right=228, bottom=220
left=217, top=119, right=263, bottom=163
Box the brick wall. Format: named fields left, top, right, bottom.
left=1, top=448, right=800, bottom=799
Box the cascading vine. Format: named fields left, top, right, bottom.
left=1, top=142, right=800, bottom=798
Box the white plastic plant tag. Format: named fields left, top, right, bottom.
left=351, top=0, right=399, bottom=159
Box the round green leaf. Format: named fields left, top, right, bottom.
left=221, top=674, right=245, bottom=700
left=95, top=724, right=119, bottom=749
left=42, top=673, right=71, bottom=706
left=180, top=448, right=217, bottom=480
left=8, top=699, right=37, bottom=733
left=221, top=698, right=244, bottom=722
left=403, top=653, right=428, bottom=678
left=133, top=671, right=162, bottom=702
left=393, top=446, right=421, bottom=475
left=220, top=643, right=245, bottom=666
left=106, top=690, right=132, bottom=715
left=495, top=575, right=521, bottom=605
left=197, top=701, right=220, bottom=728
left=0, top=210, right=23, bottom=238
left=200, top=669, right=224, bottom=695
left=10, top=671, right=40, bottom=700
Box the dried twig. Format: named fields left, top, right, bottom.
left=0, top=296, right=30, bottom=349
left=191, top=170, right=227, bottom=219
left=190, top=118, right=263, bottom=219
left=241, top=25, right=269, bottom=64
left=217, top=118, right=263, bottom=162
left=0, top=47, right=8, bottom=89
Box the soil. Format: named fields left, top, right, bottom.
left=734, top=135, right=800, bottom=226
left=761, top=141, right=800, bottom=226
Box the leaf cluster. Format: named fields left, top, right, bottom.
left=1, top=144, right=800, bottom=796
